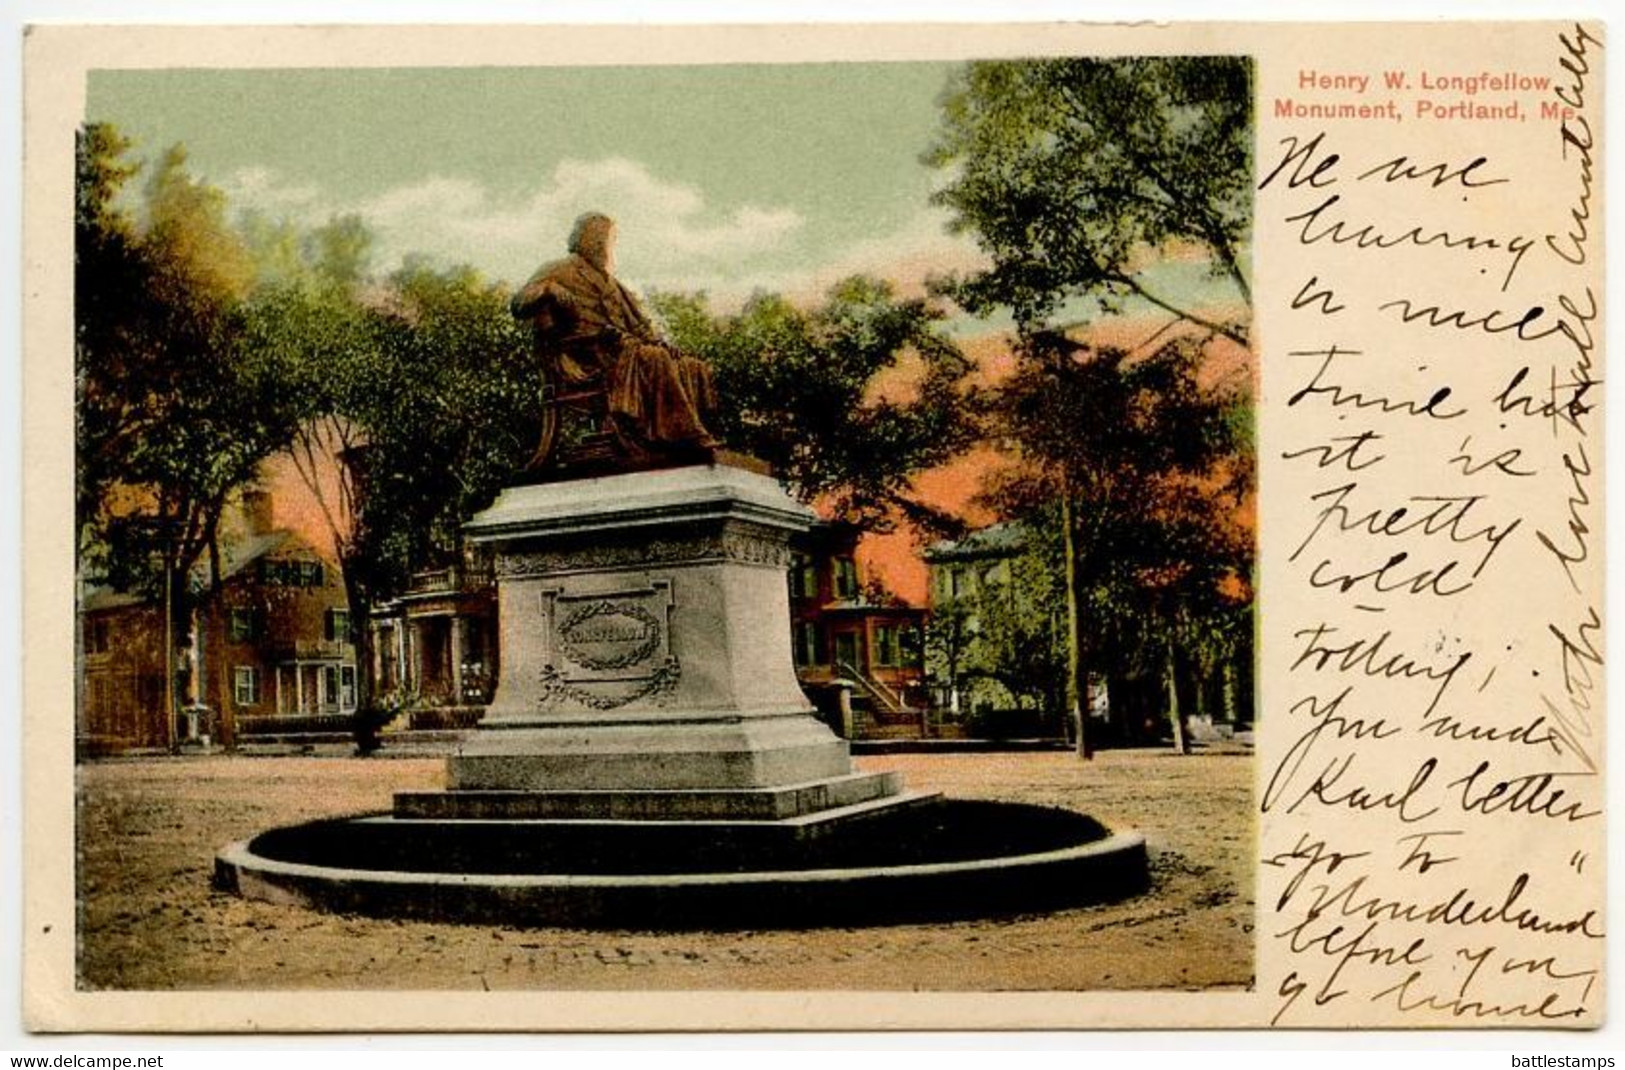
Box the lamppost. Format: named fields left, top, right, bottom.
left=163, top=542, right=176, bottom=753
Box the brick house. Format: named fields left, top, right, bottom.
left=79, top=491, right=357, bottom=753
left=788, top=520, right=928, bottom=737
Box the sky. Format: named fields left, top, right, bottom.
left=86, top=61, right=1249, bottom=603
left=88, top=63, right=987, bottom=305
left=87, top=62, right=1240, bottom=315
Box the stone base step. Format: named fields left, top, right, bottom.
left=217, top=799, right=1149, bottom=928
left=360, top=789, right=944, bottom=861
left=771, top=789, right=942, bottom=837
left=394, top=770, right=905, bottom=822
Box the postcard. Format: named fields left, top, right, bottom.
left=20, top=19, right=1605, bottom=1031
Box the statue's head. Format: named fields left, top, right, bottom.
left=568, top=212, right=617, bottom=272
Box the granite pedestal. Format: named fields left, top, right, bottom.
left=402, top=461, right=927, bottom=822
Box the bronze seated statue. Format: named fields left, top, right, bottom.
left=512, top=212, right=720, bottom=475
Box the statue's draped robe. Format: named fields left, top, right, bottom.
left=511, top=254, right=717, bottom=450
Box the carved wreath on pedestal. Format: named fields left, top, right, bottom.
left=536, top=656, right=681, bottom=711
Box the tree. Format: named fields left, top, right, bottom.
left=75, top=123, right=148, bottom=546
left=76, top=128, right=286, bottom=745
left=961, top=541, right=1070, bottom=720
left=927, top=56, right=1255, bottom=755
left=927, top=56, right=1253, bottom=345
left=981, top=333, right=1253, bottom=755
left=363, top=258, right=537, bottom=571
left=923, top=594, right=974, bottom=714
left=652, top=277, right=979, bottom=532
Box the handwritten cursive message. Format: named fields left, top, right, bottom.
left=1257, top=23, right=1604, bottom=1027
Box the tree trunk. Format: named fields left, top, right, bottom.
left=1165, top=642, right=1189, bottom=755
left=208, top=533, right=236, bottom=750
left=74, top=567, right=86, bottom=754
left=344, top=566, right=380, bottom=755
left=1062, top=491, right=1092, bottom=759
left=1222, top=657, right=1238, bottom=725
left=163, top=549, right=179, bottom=753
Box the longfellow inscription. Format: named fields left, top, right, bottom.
left=558, top=600, right=663, bottom=672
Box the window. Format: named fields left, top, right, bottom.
left=233, top=666, right=259, bottom=707
left=834, top=631, right=859, bottom=669
left=874, top=625, right=899, bottom=667
left=257, top=559, right=326, bottom=588
left=900, top=624, right=923, bottom=667
left=793, top=621, right=823, bottom=667
left=834, top=558, right=860, bottom=600
left=89, top=676, right=112, bottom=716
left=228, top=607, right=256, bottom=642
left=788, top=554, right=818, bottom=600
left=139, top=674, right=165, bottom=712
left=325, top=608, right=351, bottom=642
left=85, top=618, right=111, bottom=655
left=340, top=665, right=357, bottom=710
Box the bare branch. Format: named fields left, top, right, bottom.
left=1104, top=272, right=1250, bottom=348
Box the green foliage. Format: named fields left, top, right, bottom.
left=361, top=260, right=536, bottom=580
left=76, top=123, right=154, bottom=539
left=927, top=56, right=1253, bottom=343
left=985, top=334, right=1253, bottom=686
left=239, top=248, right=535, bottom=606
left=76, top=125, right=535, bottom=739
left=926, top=58, right=1256, bottom=746
left=972, top=542, right=1070, bottom=714
left=922, top=592, right=973, bottom=696
left=142, top=145, right=255, bottom=305
left=308, top=214, right=372, bottom=291
left=651, top=277, right=978, bottom=530
left=930, top=541, right=1069, bottom=718
left=76, top=125, right=283, bottom=618
left=961, top=704, right=1053, bottom=741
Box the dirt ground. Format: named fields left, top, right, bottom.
left=75, top=748, right=1254, bottom=992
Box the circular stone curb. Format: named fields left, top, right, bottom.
left=215, top=825, right=1149, bottom=930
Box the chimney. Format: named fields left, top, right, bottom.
left=240, top=489, right=275, bottom=536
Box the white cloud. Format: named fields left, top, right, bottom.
left=223, top=158, right=805, bottom=290
left=692, top=205, right=988, bottom=313
left=782, top=205, right=987, bottom=303
left=224, top=167, right=321, bottom=212
left=219, top=161, right=991, bottom=316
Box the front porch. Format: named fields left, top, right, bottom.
left=371, top=562, right=499, bottom=730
